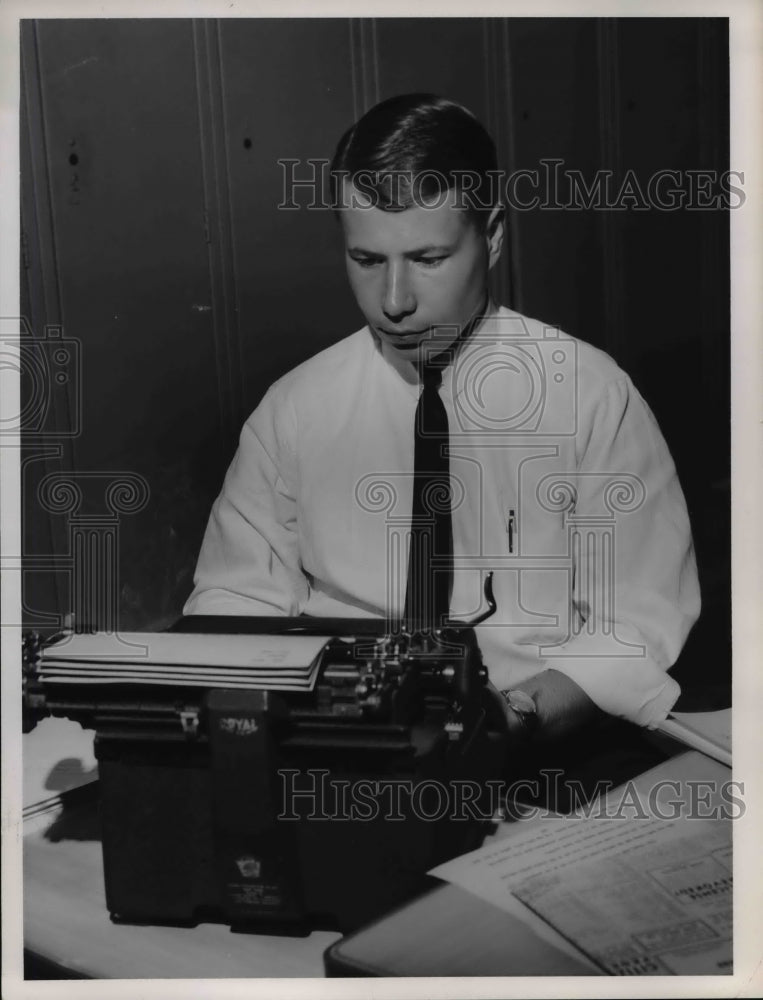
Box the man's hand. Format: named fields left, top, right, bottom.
left=488, top=669, right=604, bottom=744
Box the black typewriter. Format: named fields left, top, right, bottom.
left=23, top=589, right=509, bottom=934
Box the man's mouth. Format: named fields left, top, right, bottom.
left=379, top=327, right=428, bottom=339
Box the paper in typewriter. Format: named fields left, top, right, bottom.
left=430, top=752, right=732, bottom=975
left=39, top=631, right=330, bottom=690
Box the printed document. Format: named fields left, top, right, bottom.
left=431, top=752, right=732, bottom=975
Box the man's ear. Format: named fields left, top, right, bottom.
left=485, top=205, right=505, bottom=270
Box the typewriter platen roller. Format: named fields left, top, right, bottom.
left=23, top=612, right=509, bottom=933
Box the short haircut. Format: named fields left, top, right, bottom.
left=330, top=93, right=500, bottom=229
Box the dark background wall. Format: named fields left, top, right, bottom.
left=20, top=17, right=730, bottom=693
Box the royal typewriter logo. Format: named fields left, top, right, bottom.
left=219, top=716, right=259, bottom=736
left=235, top=855, right=262, bottom=878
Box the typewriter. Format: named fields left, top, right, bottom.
left=23, top=587, right=508, bottom=934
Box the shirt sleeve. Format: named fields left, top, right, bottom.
left=537, top=375, right=701, bottom=728
left=182, top=384, right=309, bottom=616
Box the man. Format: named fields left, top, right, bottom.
left=184, top=94, right=700, bottom=745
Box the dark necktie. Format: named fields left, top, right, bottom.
left=403, top=363, right=453, bottom=632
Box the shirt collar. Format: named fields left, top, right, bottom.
left=373, top=298, right=502, bottom=399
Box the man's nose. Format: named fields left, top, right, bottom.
left=381, top=261, right=416, bottom=320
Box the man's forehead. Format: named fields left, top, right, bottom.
left=339, top=180, right=469, bottom=247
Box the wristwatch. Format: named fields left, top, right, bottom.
left=499, top=689, right=539, bottom=735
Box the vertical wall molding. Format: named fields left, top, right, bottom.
left=19, top=21, right=74, bottom=622
left=20, top=22, right=76, bottom=443
left=191, top=18, right=244, bottom=446
left=483, top=18, right=518, bottom=311
left=349, top=18, right=379, bottom=120
left=20, top=25, right=64, bottom=337
left=596, top=18, right=626, bottom=365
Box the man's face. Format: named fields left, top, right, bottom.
left=340, top=182, right=502, bottom=362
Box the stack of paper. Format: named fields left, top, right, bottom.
left=38, top=631, right=330, bottom=691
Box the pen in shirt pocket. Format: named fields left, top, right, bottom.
left=507, top=508, right=516, bottom=554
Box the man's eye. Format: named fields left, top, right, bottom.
left=415, top=256, right=447, bottom=267
left=353, top=257, right=381, bottom=268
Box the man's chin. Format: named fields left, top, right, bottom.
left=392, top=339, right=450, bottom=364
left=376, top=330, right=427, bottom=353
left=389, top=337, right=425, bottom=353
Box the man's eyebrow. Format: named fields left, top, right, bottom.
left=405, top=244, right=454, bottom=255
left=347, top=244, right=455, bottom=256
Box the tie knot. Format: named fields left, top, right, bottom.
left=421, top=363, right=443, bottom=390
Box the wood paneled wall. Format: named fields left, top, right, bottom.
left=19, top=17, right=729, bottom=685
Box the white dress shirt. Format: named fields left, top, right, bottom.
left=184, top=305, right=700, bottom=728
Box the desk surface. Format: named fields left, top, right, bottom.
left=24, top=800, right=341, bottom=979
left=23, top=717, right=340, bottom=979
left=22, top=718, right=721, bottom=980
left=24, top=792, right=597, bottom=980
